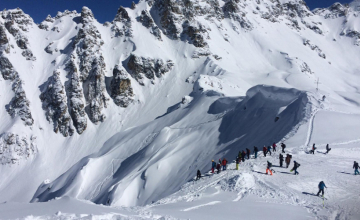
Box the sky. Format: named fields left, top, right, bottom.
left=0, top=0, right=352, bottom=24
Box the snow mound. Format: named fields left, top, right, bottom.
left=31, top=85, right=315, bottom=207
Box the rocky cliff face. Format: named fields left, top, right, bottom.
left=0, top=0, right=358, bottom=140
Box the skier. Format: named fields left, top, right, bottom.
left=254, top=146, right=258, bottom=159
left=310, top=143, right=316, bottom=154
left=241, top=150, right=246, bottom=162
left=263, top=146, right=267, bottom=157
left=272, top=143, right=277, bottom=152
left=354, top=161, right=359, bottom=175
left=291, top=161, right=300, bottom=175
left=279, top=153, right=284, bottom=167
left=267, top=146, right=272, bottom=156
left=281, top=143, right=286, bottom=153
left=236, top=157, right=240, bottom=170
left=316, top=181, right=327, bottom=197
left=222, top=158, right=228, bottom=171
left=266, top=161, right=273, bottom=175
left=211, top=160, right=216, bottom=173
left=285, top=154, right=292, bottom=168
left=325, top=144, right=331, bottom=154
left=216, top=163, right=221, bottom=174
left=196, top=170, right=202, bottom=181
left=246, top=148, right=251, bottom=159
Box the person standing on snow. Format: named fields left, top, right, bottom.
left=354, top=161, right=359, bottom=175
left=291, top=161, right=300, bottom=175
left=272, top=143, right=277, bottom=152
left=222, top=158, right=228, bottom=171
left=196, top=170, right=202, bottom=180
left=281, top=143, right=286, bottom=153
left=325, top=144, right=331, bottom=154
left=236, top=157, right=240, bottom=170
left=263, top=146, right=267, bottom=157
left=285, top=154, right=292, bottom=168
left=216, top=162, right=221, bottom=174
left=211, top=160, right=216, bottom=173
left=267, top=146, right=272, bottom=156
left=279, top=154, right=284, bottom=167
left=310, top=143, right=316, bottom=154
left=266, top=161, right=273, bottom=175
left=316, top=181, right=327, bottom=197
left=246, top=148, right=251, bottom=159
left=242, top=150, right=246, bottom=162
left=254, top=146, right=258, bottom=159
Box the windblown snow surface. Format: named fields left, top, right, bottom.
left=1, top=0, right=360, bottom=219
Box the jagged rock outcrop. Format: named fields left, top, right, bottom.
left=223, top=0, right=253, bottom=31
left=303, top=40, right=326, bottom=59
left=182, top=20, right=208, bottom=47
left=40, top=70, right=74, bottom=137
left=0, top=24, right=10, bottom=53
left=65, top=59, right=87, bottom=134
left=38, top=15, right=54, bottom=30
left=313, top=3, right=349, bottom=19
left=111, top=6, right=132, bottom=37
left=110, top=65, right=134, bottom=107
left=73, top=7, right=108, bottom=124
left=0, top=133, right=37, bottom=165
left=137, top=10, right=162, bottom=40
left=0, top=56, right=34, bottom=126
left=127, top=53, right=174, bottom=84
left=154, top=0, right=183, bottom=39
left=341, top=30, right=360, bottom=46
left=87, top=56, right=109, bottom=124
left=1, top=9, right=36, bottom=60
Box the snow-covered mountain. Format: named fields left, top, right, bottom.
left=1, top=0, right=360, bottom=218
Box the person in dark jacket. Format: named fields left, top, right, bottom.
left=310, top=143, right=316, bottom=154
left=246, top=148, right=251, bottom=159
left=267, top=146, right=272, bottom=156
left=216, top=163, right=221, bottom=174
left=316, top=181, right=327, bottom=197
left=242, top=150, right=246, bottom=162
left=254, top=146, right=258, bottom=159
left=266, top=161, right=273, bottom=175
left=222, top=158, right=228, bottom=170
left=279, top=154, right=284, bottom=167
left=325, top=144, right=331, bottom=154
left=196, top=170, right=202, bottom=180
left=281, top=143, right=286, bottom=153
left=354, top=161, right=359, bottom=175
left=211, top=160, right=216, bottom=173
left=263, top=146, right=267, bottom=157
left=272, top=143, right=277, bottom=152
left=236, top=157, right=240, bottom=170
left=285, top=154, right=292, bottom=168
left=291, top=161, right=300, bottom=175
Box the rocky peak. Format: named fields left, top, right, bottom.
left=113, top=6, right=130, bottom=23
left=0, top=8, right=34, bottom=30
left=110, top=65, right=134, bottom=107
left=81, top=6, right=95, bottom=23
left=313, top=3, right=349, bottom=19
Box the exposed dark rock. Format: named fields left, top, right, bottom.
left=182, top=20, right=208, bottom=47
left=127, top=54, right=174, bottom=84
left=65, top=59, right=87, bottom=134
left=110, top=65, right=134, bottom=107
left=111, top=6, right=132, bottom=37
left=137, top=10, right=162, bottom=40
left=40, top=70, right=74, bottom=137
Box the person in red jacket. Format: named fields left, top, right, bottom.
left=222, top=158, right=228, bottom=170
left=272, top=143, right=277, bottom=152
left=263, top=146, right=267, bottom=157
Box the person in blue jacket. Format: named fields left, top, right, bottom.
left=211, top=160, right=216, bottom=173
left=267, top=146, right=272, bottom=156
left=316, top=181, right=327, bottom=197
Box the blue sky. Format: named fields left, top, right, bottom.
left=1, top=0, right=351, bottom=23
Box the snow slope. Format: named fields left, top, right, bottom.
left=0, top=0, right=360, bottom=219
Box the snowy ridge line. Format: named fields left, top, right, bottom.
left=168, top=111, right=227, bottom=130
left=305, top=108, right=319, bottom=147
